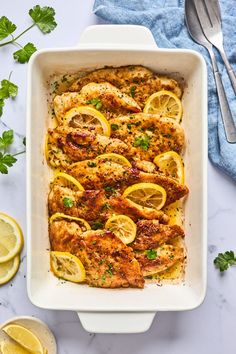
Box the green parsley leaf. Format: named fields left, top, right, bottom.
left=146, top=249, right=157, bottom=260
left=91, top=221, right=104, bottom=230
left=104, top=186, right=116, bottom=193
left=0, top=16, right=16, bottom=41
left=214, top=251, right=236, bottom=272
left=0, top=152, right=17, bottom=174
left=0, top=79, right=18, bottom=100
left=87, top=161, right=97, bottom=168
left=87, top=97, right=102, bottom=110
left=133, top=135, right=150, bottom=151
left=130, top=86, right=136, bottom=98
left=29, top=5, right=57, bottom=34
left=13, top=43, right=37, bottom=63
left=0, top=130, right=14, bottom=149
left=102, top=202, right=111, bottom=210
left=63, top=197, right=74, bottom=208
left=127, top=123, right=132, bottom=130
left=0, top=99, right=4, bottom=117
left=111, top=124, right=119, bottom=131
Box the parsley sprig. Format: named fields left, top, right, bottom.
left=214, top=251, right=236, bottom=272
left=0, top=5, right=57, bottom=63
left=0, top=130, right=25, bottom=174
left=0, top=73, right=18, bottom=117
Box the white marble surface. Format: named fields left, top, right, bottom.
left=0, top=0, right=236, bottom=353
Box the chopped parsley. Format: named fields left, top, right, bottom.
left=63, top=197, right=73, bottom=208
left=214, top=251, right=236, bottom=272
left=111, top=123, right=119, bottom=131
left=91, top=221, right=104, bottom=230
left=106, top=263, right=113, bottom=276
left=87, top=161, right=97, bottom=168
left=146, top=249, right=157, bottom=260
left=127, top=123, right=132, bottom=130
left=102, top=202, right=111, bottom=210
left=133, top=135, right=150, bottom=151
left=104, top=186, right=116, bottom=193
left=87, top=97, right=102, bottom=110
left=130, top=86, right=136, bottom=97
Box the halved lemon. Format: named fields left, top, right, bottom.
left=153, top=151, right=184, bottom=183
left=51, top=172, right=84, bottom=191
left=105, top=215, right=137, bottom=244
left=95, top=153, right=131, bottom=167
left=144, top=90, right=183, bottom=122
left=164, top=201, right=184, bottom=227
left=50, top=251, right=86, bottom=283
left=63, top=106, right=111, bottom=136
left=0, top=255, right=20, bottom=285
left=49, top=213, right=91, bottom=231
left=123, top=183, right=166, bottom=211
left=0, top=213, right=24, bottom=263
left=2, top=324, right=44, bottom=354
left=0, top=341, right=31, bottom=354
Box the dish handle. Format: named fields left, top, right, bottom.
left=78, top=24, right=157, bottom=48
left=77, top=312, right=156, bottom=334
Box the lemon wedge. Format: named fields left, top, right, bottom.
left=50, top=251, right=86, bottom=283
left=164, top=201, right=184, bottom=227
left=123, top=183, right=166, bottom=211
left=49, top=213, right=91, bottom=231
left=2, top=324, right=44, bottom=354
left=105, top=215, right=137, bottom=244
left=0, top=255, right=20, bottom=285
left=63, top=106, right=111, bottom=136
left=153, top=151, right=184, bottom=183
left=0, top=341, right=31, bottom=354
left=95, top=153, right=131, bottom=167
left=52, top=172, right=84, bottom=191
left=144, top=90, right=183, bottom=123
left=0, top=213, right=24, bottom=263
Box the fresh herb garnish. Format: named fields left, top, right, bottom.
left=146, top=249, right=157, bottom=260
left=127, top=123, right=132, bottom=130
left=214, top=251, right=236, bottom=272
left=102, top=202, right=111, bottom=210
left=0, top=130, right=25, bottom=174
left=87, top=97, right=102, bottom=110
left=111, top=123, right=119, bottom=131
left=106, top=263, right=113, bottom=276
left=0, top=152, right=17, bottom=174
left=0, top=75, right=18, bottom=117
left=133, top=135, right=150, bottom=151
left=130, top=86, right=136, bottom=97
left=87, top=161, right=97, bottom=168
left=0, top=130, right=14, bottom=149
left=104, top=186, right=116, bottom=193
left=91, top=221, right=104, bottom=230
left=63, top=197, right=74, bottom=208
left=0, top=5, right=57, bottom=63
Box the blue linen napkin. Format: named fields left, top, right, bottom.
left=93, top=0, right=236, bottom=182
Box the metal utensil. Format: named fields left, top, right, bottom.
left=185, top=0, right=236, bottom=143
left=194, top=0, right=236, bottom=95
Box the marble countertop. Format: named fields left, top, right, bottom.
left=0, top=0, right=236, bottom=353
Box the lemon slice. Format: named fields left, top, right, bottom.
left=105, top=215, right=136, bottom=244
left=50, top=251, right=86, bottom=283
left=0, top=341, right=31, bottom=354
left=95, top=153, right=131, bottom=167
left=0, top=213, right=24, bottom=263
left=144, top=90, right=183, bottom=122
left=49, top=213, right=91, bottom=231
left=2, top=324, right=44, bottom=354
left=123, top=183, right=166, bottom=211
left=164, top=201, right=184, bottom=227
left=45, top=133, right=64, bottom=169
left=153, top=151, right=184, bottom=183
left=52, top=172, right=84, bottom=191
left=63, top=106, right=111, bottom=136
left=0, top=255, right=20, bottom=285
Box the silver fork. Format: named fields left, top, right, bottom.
left=185, top=0, right=236, bottom=143
left=194, top=0, right=236, bottom=95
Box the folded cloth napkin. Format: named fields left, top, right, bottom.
left=93, top=0, right=236, bottom=182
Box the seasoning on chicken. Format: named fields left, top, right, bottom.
left=110, top=113, right=185, bottom=158
left=135, top=244, right=185, bottom=276
left=54, top=82, right=141, bottom=123
left=131, top=220, right=185, bottom=251
left=69, top=65, right=182, bottom=108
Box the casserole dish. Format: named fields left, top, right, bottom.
left=27, top=25, right=207, bottom=333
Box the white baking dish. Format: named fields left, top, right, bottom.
left=27, top=25, right=208, bottom=333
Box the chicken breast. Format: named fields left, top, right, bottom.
left=131, top=220, right=185, bottom=251
left=110, top=113, right=185, bottom=158
left=49, top=219, right=83, bottom=252
left=47, top=126, right=130, bottom=167
left=67, top=159, right=189, bottom=205
left=54, top=82, right=141, bottom=123
left=135, top=244, right=185, bottom=276
left=69, top=65, right=182, bottom=108
left=48, top=185, right=169, bottom=223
